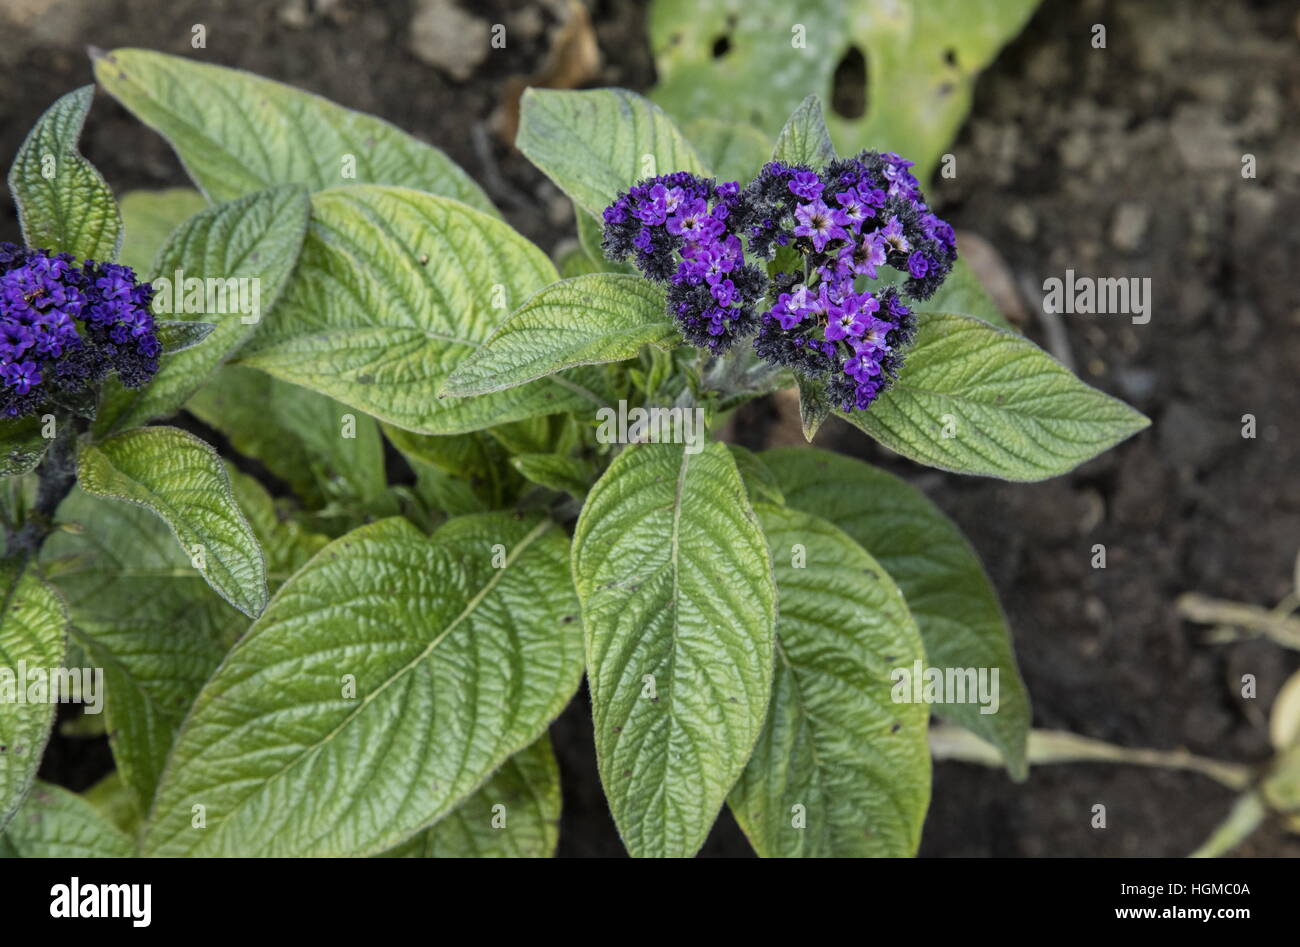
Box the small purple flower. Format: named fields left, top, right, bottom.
left=788, top=170, right=824, bottom=201
left=907, top=251, right=930, bottom=279
left=1, top=359, right=41, bottom=394
left=793, top=199, right=850, bottom=252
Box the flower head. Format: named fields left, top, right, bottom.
left=0, top=243, right=159, bottom=417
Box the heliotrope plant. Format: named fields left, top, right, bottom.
left=0, top=51, right=1147, bottom=860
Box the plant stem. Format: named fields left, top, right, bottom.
left=6, top=416, right=80, bottom=562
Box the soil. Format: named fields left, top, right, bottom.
left=3, top=0, right=1298, bottom=857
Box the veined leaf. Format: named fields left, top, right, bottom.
left=7, top=85, right=121, bottom=261
left=96, top=185, right=311, bottom=435
left=510, top=453, right=591, bottom=498
left=764, top=447, right=1030, bottom=777
left=444, top=274, right=676, bottom=397
left=153, top=320, right=215, bottom=355
left=518, top=88, right=709, bottom=219
left=381, top=736, right=561, bottom=858
left=0, top=416, right=52, bottom=477
left=116, top=187, right=207, bottom=275
left=93, top=48, right=494, bottom=213
left=727, top=444, right=785, bottom=507
left=573, top=441, right=776, bottom=857
left=77, top=426, right=268, bottom=617
left=0, top=562, right=68, bottom=832
left=730, top=505, right=930, bottom=857
left=237, top=186, right=608, bottom=435
left=771, top=95, right=837, bottom=168
left=841, top=312, right=1149, bottom=481
left=0, top=781, right=135, bottom=858
left=142, top=513, right=583, bottom=857
left=918, top=255, right=1015, bottom=333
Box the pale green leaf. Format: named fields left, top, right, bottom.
left=685, top=118, right=771, bottom=185
left=0, top=563, right=68, bottom=831
left=96, top=185, right=310, bottom=435
left=729, top=505, right=930, bottom=856
left=763, top=447, right=1030, bottom=777
left=94, top=48, right=494, bottom=212
left=518, top=88, right=709, bottom=218
left=772, top=94, right=836, bottom=168
left=840, top=312, right=1149, bottom=481
left=237, top=186, right=608, bottom=435
left=142, top=513, right=583, bottom=856
left=116, top=187, right=207, bottom=275
left=0, top=781, right=135, bottom=858
left=7, top=85, right=121, bottom=261
left=381, top=736, right=561, bottom=858
left=573, top=441, right=776, bottom=857
left=444, top=274, right=676, bottom=397
left=77, top=426, right=268, bottom=616
left=510, top=453, right=591, bottom=498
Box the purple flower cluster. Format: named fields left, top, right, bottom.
left=0, top=242, right=160, bottom=417
left=601, top=151, right=957, bottom=412
left=601, top=172, right=765, bottom=351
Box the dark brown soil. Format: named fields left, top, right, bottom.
left=4, top=0, right=1298, bottom=857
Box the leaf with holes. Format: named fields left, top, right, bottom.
left=840, top=312, right=1149, bottom=480
left=141, top=513, right=583, bottom=856
left=76, top=425, right=268, bottom=617
left=573, top=441, right=776, bottom=857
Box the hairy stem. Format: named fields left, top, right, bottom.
left=6, top=416, right=80, bottom=561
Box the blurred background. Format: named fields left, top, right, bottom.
left=3, top=0, right=1298, bottom=856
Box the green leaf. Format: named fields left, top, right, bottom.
left=237, top=186, right=607, bottom=435
left=840, top=312, right=1149, bottom=481
left=189, top=366, right=387, bottom=508
left=93, top=49, right=494, bottom=213
left=224, top=467, right=329, bottom=583
left=763, top=447, right=1030, bottom=777
left=381, top=736, right=561, bottom=858
left=573, top=441, right=776, bottom=857
left=518, top=88, right=709, bottom=218
left=116, top=187, right=207, bottom=275
left=685, top=118, right=771, bottom=184
left=729, top=505, right=930, bottom=856
left=7, top=85, right=121, bottom=261
left=918, top=255, right=1015, bottom=333
left=510, top=453, right=591, bottom=498
left=0, top=416, right=52, bottom=477
left=142, top=513, right=583, bottom=856
left=727, top=444, right=785, bottom=507
left=0, top=781, right=135, bottom=857
left=575, top=209, right=632, bottom=274
left=650, top=0, right=1041, bottom=181
left=444, top=275, right=676, bottom=397
left=96, top=185, right=311, bottom=435
left=77, top=426, right=268, bottom=617
left=771, top=95, right=837, bottom=167
left=795, top=375, right=831, bottom=442
left=153, top=320, right=215, bottom=355
left=0, top=563, right=68, bottom=831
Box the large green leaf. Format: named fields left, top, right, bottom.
left=650, top=0, right=1041, bottom=181
left=116, top=187, right=207, bottom=275
left=381, top=736, right=561, bottom=858
left=142, top=513, right=583, bottom=856
left=0, top=781, right=135, bottom=858
left=77, top=426, right=268, bottom=617
left=573, top=441, right=776, bottom=857
left=0, top=416, right=52, bottom=477
left=763, top=447, right=1029, bottom=777
left=517, top=88, right=709, bottom=219
left=96, top=184, right=311, bottom=434
left=443, top=274, right=676, bottom=397
left=730, top=505, right=929, bottom=856
left=684, top=118, right=771, bottom=185
left=188, top=366, right=386, bottom=509
left=237, top=186, right=607, bottom=435
left=771, top=94, right=837, bottom=168
left=0, top=563, right=68, bottom=832
left=7, top=85, right=121, bottom=261
left=841, top=312, right=1149, bottom=480
left=93, top=48, right=494, bottom=213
